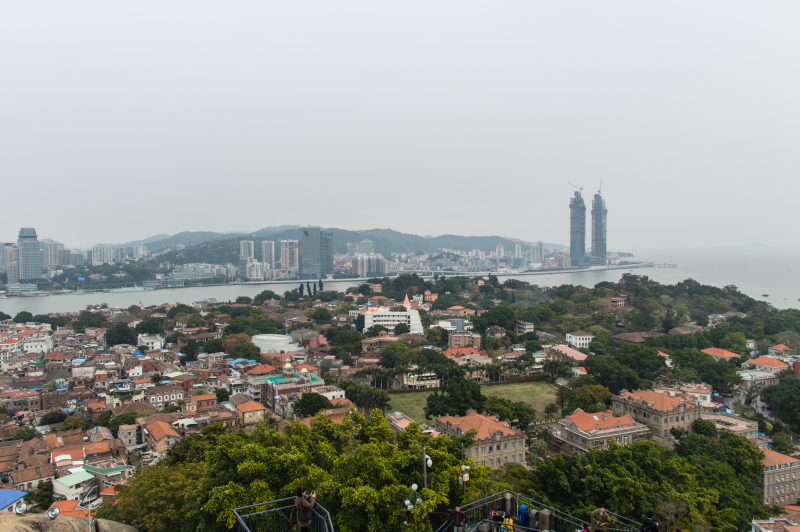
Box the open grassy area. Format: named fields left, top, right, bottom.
left=387, top=382, right=557, bottom=424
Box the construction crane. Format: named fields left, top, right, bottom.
left=598, top=179, right=603, bottom=195
left=568, top=183, right=583, bottom=195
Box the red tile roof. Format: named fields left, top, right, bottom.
left=565, top=409, right=637, bottom=433
left=437, top=411, right=518, bottom=440
left=746, top=356, right=789, bottom=368
left=237, top=401, right=266, bottom=413
left=702, top=347, right=741, bottom=359
left=146, top=420, right=180, bottom=441
left=618, top=389, right=699, bottom=413
left=762, top=448, right=800, bottom=467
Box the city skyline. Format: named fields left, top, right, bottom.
left=3, top=3, right=799, bottom=248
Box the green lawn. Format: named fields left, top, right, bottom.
left=387, top=382, right=557, bottom=424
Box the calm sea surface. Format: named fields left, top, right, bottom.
left=1, top=246, right=798, bottom=315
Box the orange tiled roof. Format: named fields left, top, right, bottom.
left=146, top=420, right=180, bottom=441
left=189, top=394, right=216, bottom=402
left=566, top=409, right=637, bottom=432
left=246, top=364, right=276, bottom=375
left=237, top=400, right=266, bottom=413
left=772, top=344, right=791, bottom=351
left=702, top=347, right=741, bottom=359
left=762, top=448, right=800, bottom=467
left=437, top=411, right=518, bottom=440
left=747, top=356, right=789, bottom=368
left=618, top=389, right=699, bottom=413
left=657, top=351, right=670, bottom=358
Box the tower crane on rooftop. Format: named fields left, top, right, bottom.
left=568, top=183, right=583, bottom=195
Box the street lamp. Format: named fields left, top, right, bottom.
left=459, top=465, right=470, bottom=494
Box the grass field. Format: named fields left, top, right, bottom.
left=387, top=382, right=557, bottom=423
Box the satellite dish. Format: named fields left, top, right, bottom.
left=14, top=501, right=27, bottom=515
left=48, top=506, right=60, bottom=519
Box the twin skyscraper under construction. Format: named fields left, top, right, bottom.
left=569, top=187, right=607, bottom=268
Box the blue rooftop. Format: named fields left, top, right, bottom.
left=0, top=489, right=27, bottom=510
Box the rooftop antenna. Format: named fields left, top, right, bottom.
left=568, top=183, right=583, bottom=195
left=598, top=179, right=603, bottom=195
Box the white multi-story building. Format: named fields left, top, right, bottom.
left=41, top=239, right=64, bottom=267
left=261, top=241, right=275, bottom=270
left=246, top=261, right=264, bottom=280
left=280, top=240, right=299, bottom=269
left=91, top=244, right=114, bottom=266
left=566, top=330, right=594, bottom=349
left=137, top=334, right=164, bottom=351
left=362, top=296, right=423, bottom=334
left=240, top=240, right=254, bottom=259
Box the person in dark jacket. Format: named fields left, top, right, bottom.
left=591, top=504, right=609, bottom=532
left=295, top=486, right=316, bottom=532
left=640, top=511, right=659, bottom=532
left=453, top=506, right=467, bottom=532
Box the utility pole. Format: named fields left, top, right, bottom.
left=423, top=446, right=427, bottom=489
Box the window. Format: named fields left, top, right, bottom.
left=496, top=444, right=501, bottom=451
left=504, top=456, right=508, bottom=463
left=519, top=454, right=523, bottom=462
left=512, top=441, right=516, bottom=449
left=511, top=455, right=516, bottom=462
left=488, top=446, right=492, bottom=453
left=489, top=459, right=493, bottom=466
left=504, top=443, right=508, bottom=450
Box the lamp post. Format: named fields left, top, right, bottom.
left=422, top=447, right=432, bottom=489
left=459, top=464, right=470, bottom=494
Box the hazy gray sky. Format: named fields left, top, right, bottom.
left=2, top=2, right=799, bottom=250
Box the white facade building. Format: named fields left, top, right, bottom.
left=363, top=300, right=423, bottom=334
left=91, top=244, right=114, bottom=266
left=137, top=334, right=164, bottom=351
left=566, top=330, right=594, bottom=349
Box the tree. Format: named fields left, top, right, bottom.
left=0, top=311, right=11, bottom=321
left=235, top=296, right=253, bottom=305
left=311, top=307, right=332, bottom=324
left=692, top=418, right=718, bottom=437
left=299, top=283, right=304, bottom=296
left=424, top=376, right=486, bottom=418
left=109, top=413, right=138, bottom=437
left=162, top=405, right=180, bottom=413
left=230, top=341, right=261, bottom=360
left=106, top=324, right=138, bottom=347
left=254, top=290, right=279, bottom=305
left=26, top=480, right=53, bottom=508
left=135, top=318, right=164, bottom=336
left=39, top=411, right=68, bottom=426
left=95, top=462, right=205, bottom=532
left=95, top=410, right=112, bottom=427
left=381, top=342, right=411, bottom=369
left=60, top=416, right=89, bottom=431
left=720, top=332, right=748, bottom=356
left=222, top=333, right=252, bottom=353
left=555, top=386, right=573, bottom=416
left=14, top=427, right=36, bottom=441
left=151, top=374, right=164, bottom=385
left=215, top=388, right=230, bottom=402
left=567, top=385, right=612, bottom=414
left=393, top=323, right=411, bottom=334
left=318, top=280, right=324, bottom=291
left=293, top=393, right=333, bottom=418
left=544, top=403, right=559, bottom=419
left=13, top=311, right=34, bottom=323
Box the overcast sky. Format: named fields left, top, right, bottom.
left=2, top=2, right=799, bottom=250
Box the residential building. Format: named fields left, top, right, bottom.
left=41, top=239, right=64, bottom=267
left=550, top=409, right=650, bottom=456
left=347, top=240, right=374, bottom=255
left=91, top=244, right=114, bottom=266
left=137, top=334, right=164, bottom=351
left=590, top=190, right=607, bottom=265
left=547, top=345, right=588, bottom=364
left=566, top=330, right=594, bottom=349
left=239, top=240, right=254, bottom=259
left=237, top=400, right=267, bottom=425
left=744, top=356, right=789, bottom=374
left=261, top=365, right=324, bottom=409
left=761, top=449, right=800, bottom=505
left=768, top=344, right=794, bottom=358
left=145, top=385, right=184, bottom=409
left=530, top=241, right=544, bottom=265
left=699, top=414, right=758, bottom=442
left=739, top=370, right=780, bottom=390
left=17, top=228, right=42, bottom=281
left=515, top=321, right=536, bottom=336
left=362, top=297, right=423, bottom=334
left=53, top=471, right=95, bottom=501
left=246, top=261, right=264, bottom=280
left=352, top=253, right=390, bottom=277
left=261, top=240, right=275, bottom=270
left=0, top=490, right=28, bottom=512
left=612, top=389, right=703, bottom=447
left=313, top=385, right=346, bottom=401
left=143, top=420, right=181, bottom=455
left=449, top=331, right=481, bottom=349
left=435, top=411, right=526, bottom=469
left=280, top=240, right=299, bottom=269
left=702, top=347, right=742, bottom=362
left=569, top=190, right=586, bottom=268
left=10, top=464, right=55, bottom=492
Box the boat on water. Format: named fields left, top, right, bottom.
left=763, top=294, right=769, bottom=297
left=109, top=284, right=149, bottom=293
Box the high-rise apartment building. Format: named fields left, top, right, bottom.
left=0, top=243, right=11, bottom=271
left=17, top=228, right=42, bottom=281
left=41, top=239, right=64, bottom=267
left=280, top=240, right=299, bottom=270
left=514, top=244, right=522, bottom=258
left=347, top=240, right=374, bottom=255
left=530, top=241, right=544, bottom=265
left=113, top=246, right=128, bottom=263
left=495, top=243, right=505, bottom=258
left=239, top=240, right=254, bottom=259
left=5, top=245, right=19, bottom=284
left=300, top=227, right=333, bottom=280
left=591, top=191, right=608, bottom=265
left=132, top=245, right=148, bottom=260
left=261, top=241, right=275, bottom=270
left=569, top=191, right=586, bottom=268
left=91, top=244, right=114, bottom=266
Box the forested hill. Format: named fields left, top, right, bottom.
left=145, top=227, right=565, bottom=264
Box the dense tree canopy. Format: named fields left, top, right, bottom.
left=424, top=377, right=486, bottom=419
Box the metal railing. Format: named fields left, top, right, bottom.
left=234, top=496, right=335, bottom=532
left=435, top=491, right=641, bottom=532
